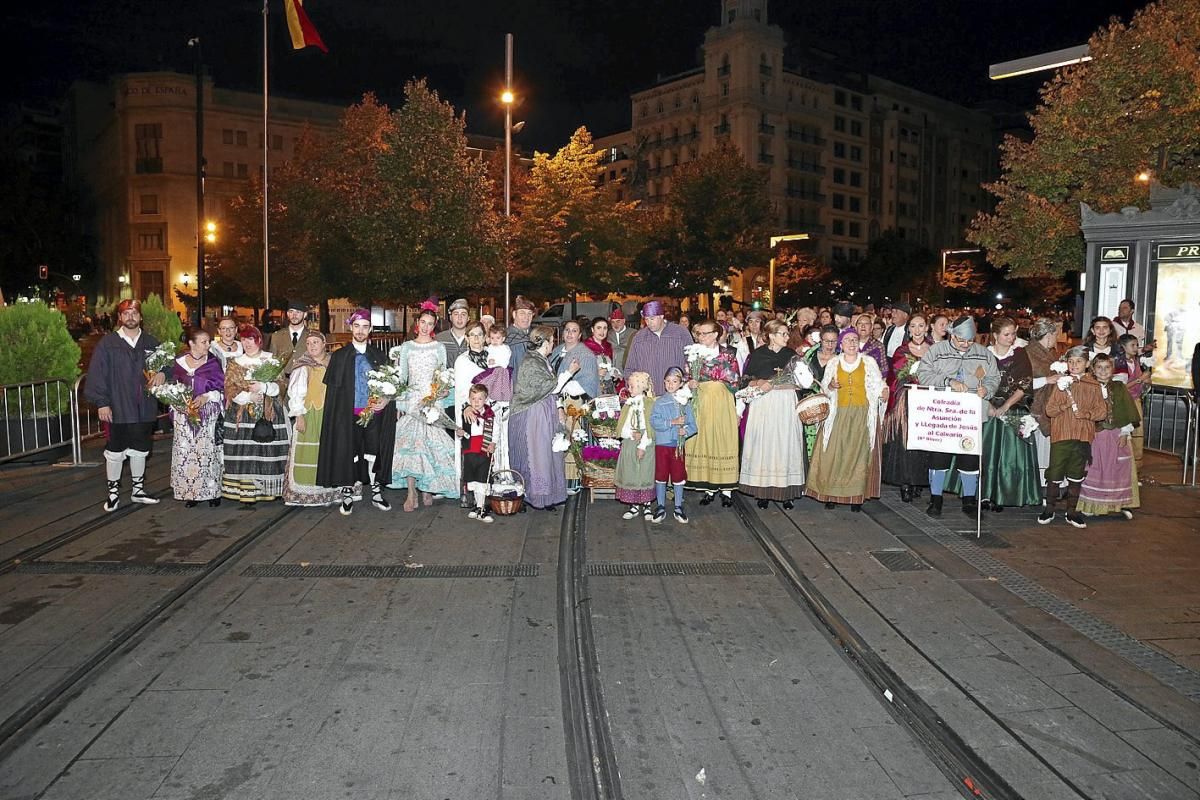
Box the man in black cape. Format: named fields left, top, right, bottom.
left=316, top=308, right=396, bottom=515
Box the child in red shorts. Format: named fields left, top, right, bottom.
left=648, top=367, right=697, bottom=524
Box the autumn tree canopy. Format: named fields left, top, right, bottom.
left=511, top=127, right=641, bottom=299
left=635, top=143, right=773, bottom=298
left=969, top=0, right=1200, bottom=277
left=222, top=81, right=503, bottom=308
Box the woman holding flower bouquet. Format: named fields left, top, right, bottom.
left=551, top=320, right=600, bottom=494
left=168, top=328, right=225, bottom=506
left=283, top=331, right=339, bottom=507
left=946, top=317, right=1041, bottom=511
left=684, top=320, right=741, bottom=507
left=881, top=314, right=930, bottom=502
left=221, top=324, right=289, bottom=504
left=739, top=320, right=806, bottom=508
left=391, top=309, right=459, bottom=510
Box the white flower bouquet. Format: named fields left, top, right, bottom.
left=357, top=364, right=406, bottom=427
left=151, top=381, right=199, bottom=427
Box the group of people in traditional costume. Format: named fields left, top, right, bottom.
left=87, top=293, right=1151, bottom=532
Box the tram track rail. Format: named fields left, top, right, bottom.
left=0, top=504, right=296, bottom=761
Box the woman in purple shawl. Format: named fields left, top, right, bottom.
left=169, top=328, right=226, bottom=506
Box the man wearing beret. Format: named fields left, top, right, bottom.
left=607, top=306, right=633, bottom=369
left=268, top=299, right=314, bottom=375
left=437, top=298, right=471, bottom=365
left=623, top=300, right=694, bottom=396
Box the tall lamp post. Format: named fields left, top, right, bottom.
left=502, top=33, right=514, bottom=326
left=768, top=233, right=809, bottom=311
left=189, top=37, right=206, bottom=328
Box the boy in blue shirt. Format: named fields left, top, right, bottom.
left=649, top=367, right=698, bottom=523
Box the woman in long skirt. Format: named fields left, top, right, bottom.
left=221, top=325, right=289, bottom=504
left=801, top=324, right=840, bottom=459
left=947, top=317, right=1041, bottom=510
left=881, top=314, right=930, bottom=502
left=392, top=309, right=459, bottom=510
left=170, top=328, right=225, bottom=506
left=739, top=320, right=807, bottom=508
left=684, top=319, right=741, bottom=507
left=551, top=320, right=600, bottom=494
left=509, top=326, right=570, bottom=510
left=283, top=331, right=339, bottom=507
left=613, top=371, right=656, bottom=518
left=805, top=328, right=887, bottom=511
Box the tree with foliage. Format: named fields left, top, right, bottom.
left=635, top=143, right=773, bottom=298
left=970, top=0, right=1200, bottom=276
left=223, top=83, right=503, bottom=308
left=0, top=302, right=81, bottom=414
left=140, top=293, right=183, bottom=346
left=512, top=127, right=641, bottom=299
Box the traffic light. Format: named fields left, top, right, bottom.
left=38, top=265, right=48, bottom=280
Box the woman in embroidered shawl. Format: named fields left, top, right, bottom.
left=881, top=314, right=930, bottom=502
left=221, top=324, right=289, bottom=504
left=509, top=326, right=572, bottom=510
left=684, top=319, right=742, bottom=507
left=804, top=328, right=887, bottom=511
left=283, top=331, right=338, bottom=507
left=170, top=328, right=225, bottom=506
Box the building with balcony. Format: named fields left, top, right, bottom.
left=597, top=0, right=998, bottom=302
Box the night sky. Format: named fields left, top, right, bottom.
left=7, top=0, right=1148, bottom=151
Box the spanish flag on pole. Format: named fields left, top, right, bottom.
left=284, top=0, right=328, bottom=53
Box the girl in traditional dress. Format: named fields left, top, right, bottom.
left=1076, top=353, right=1140, bottom=519
left=930, top=314, right=950, bottom=344
left=614, top=371, right=656, bottom=519
left=684, top=319, right=741, bottom=508
left=283, top=331, right=339, bottom=507
left=881, top=314, right=930, bottom=502
left=739, top=320, right=808, bottom=509
left=221, top=324, right=289, bottom=504
left=509, top=326, right=572, bottom=510
left=170, top=328, right=224, bottom=506
left=805, top=328, right=887, bottom=511
left=1114, top=333, right=1149, bottom=472
left=1084, top=316, right=1120, bottom=360
left=392, top=309, right=459, bottom=511
left=947, top=317, right=1041, bottom=511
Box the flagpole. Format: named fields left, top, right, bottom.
left=262, top=0, right=271, bottom=317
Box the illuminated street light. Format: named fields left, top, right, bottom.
left=205, top=220, right=218, bottom=244
left=182, top=273, right=192, bottom=287
left=989, top=45, right=1091, bottom=80
left=1136, top=170, right=1152, bottom=183
left=501, top=90, right=514, bottom=105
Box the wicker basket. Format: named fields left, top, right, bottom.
left=796, top=394, right=831, bottom=425
left=581, top=458, right=617, bottom=488
left=487, top=469, right=525, bottom=516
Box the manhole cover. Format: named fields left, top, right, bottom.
left=869, top=549, right=930, bottom=572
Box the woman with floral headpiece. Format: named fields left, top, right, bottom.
left=391, top=307, right=458, bottom=510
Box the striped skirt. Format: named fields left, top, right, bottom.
left=222, top=399, right=289, bottom=503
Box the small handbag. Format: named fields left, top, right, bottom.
left=251, top=415, right=275, bottom=443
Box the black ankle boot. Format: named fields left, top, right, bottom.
left=756, top=499, right=769, bottom=509
left=900, top=485, right=913, bottom=503
left=926, top=495, right=943, bottom=517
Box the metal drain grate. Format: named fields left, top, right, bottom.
left=869, top=549, right=930, bottom=572
left=588, top=561, right=773, bottom=577
left=947, top=529, right=1012, bottom=549
left=15, top=561, right=207, bottom=576
left=242, top=563, right=539, bottom=579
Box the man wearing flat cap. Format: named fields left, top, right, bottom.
left=623, top=300, right=694, bottom=396
left=833, top=301, right=857, bottom=333
left=437, top=298, right=471, bottom=365
left=882, top=301, right=911, bottom=358
left=268, top=299, right=314, bottom=375
left=916, top=316, right=1000, bottom=518
left=507, top=295, right=537, bottom=379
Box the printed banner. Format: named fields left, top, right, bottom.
left=906, top=387, right=984, bottom=456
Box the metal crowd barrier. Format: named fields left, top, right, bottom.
left=0, top=379, right=76, bottom=465
left=1141, top=385, right=1198, bottom=486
